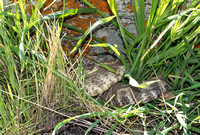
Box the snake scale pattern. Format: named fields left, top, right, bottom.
left=84, top=59, right=171, bottom=106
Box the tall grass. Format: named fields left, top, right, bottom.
left=55, top=0, right=200, bottom=134
left=0, top=0, right=199, bottom=134
left=0, top=0, right=98, bottom=134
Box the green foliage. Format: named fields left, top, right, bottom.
left=69, top=0, right=199, bottom=134
left=0, top=0, right=100, bottom=134
left=52, top=112, right=106, bottom=135
left=0, top=0, right=199, bottom=134
left=70, top=16, right=116, bottom=54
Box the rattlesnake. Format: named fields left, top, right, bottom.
left=84, top=59, right=171, bottom=106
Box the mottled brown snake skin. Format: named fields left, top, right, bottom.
left=84, top=60, right=171, bottom=106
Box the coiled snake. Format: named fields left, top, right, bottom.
left=84, top=59, right=171, bottom=106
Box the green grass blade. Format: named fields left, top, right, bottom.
left=18, top=0, right=28, bottom=27
left=133, top=0, right=145, bottom=36
left=61, top=23, right=105, bottom=43
left=0, top=94, right=7, bottom=129
left=4, top=43, right=18, bottom=92
left=190, top=127, right=200, bottom=133
left=146, top=0, right=158, bottom=33
left=106, top=122, right=120, bottom=135
left=159, top=123, right=179, bottom=134
left=107, top=0, right=130, bottom=55
left=52, top=112, right=105, bottom=135
left=107, top=0, right=117, bottom=15
left=19, top=19, right=41, bottom=71
left=82, top=0, right=136, bottom=40
left=0, top=0, right=4, bottom=21
left=139, top=0, right=145, bottom=34
left=141, top=18, right=177, bottom=60
left=133, top=0, right=139, bottom=34
left=149, top=121, right=165, bottom=135
left=182, top=83, right=200, bottom=90
left=184, top=37, right=200, bottom=64
left=70, top=16, right=115, bottom=54
left=42, top=8, right=97, bottom=20
left=90, top=43, right=127, bottom=67
left=85, top=115, right=108, bottom=134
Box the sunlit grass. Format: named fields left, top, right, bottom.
left=0, top=0, right=199, bottom=134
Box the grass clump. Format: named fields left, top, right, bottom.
left=0, top=0, right=200, bottom=134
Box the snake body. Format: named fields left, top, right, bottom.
left=84, top=60, right=125, bottom=97
left=101, top=77, right=170, bottom=106
left=84, top=59, right=171, bottom=106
